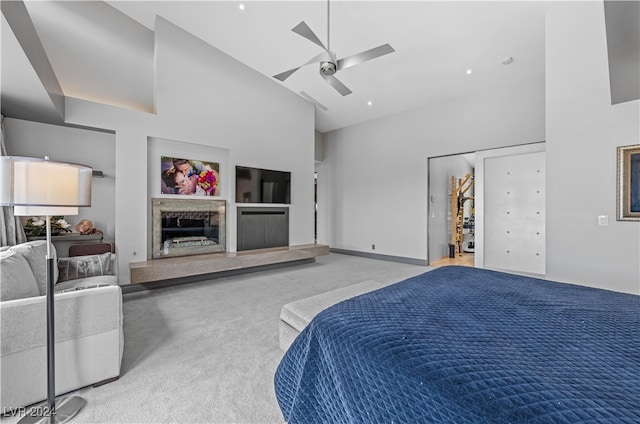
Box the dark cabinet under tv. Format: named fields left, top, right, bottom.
left=237, top=207, right=289, bottom=251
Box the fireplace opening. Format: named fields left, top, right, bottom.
left=152, top=198, right=226, bottom=258
left=161, top=212, right=219, bottom=248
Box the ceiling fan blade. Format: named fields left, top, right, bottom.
left=273, top=52, right=327, bottom=82
left=337, top=44, right=395, bottom=71
left=273, top=67, right=301, bottom=81
left=292, top=21, right=329, bottom=52
left=322, top=74, right=352, bottom=96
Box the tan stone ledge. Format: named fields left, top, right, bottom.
left=129, top=244, right=329, bottom=284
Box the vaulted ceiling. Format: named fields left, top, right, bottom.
left=1, top=1, right=636, bottom=133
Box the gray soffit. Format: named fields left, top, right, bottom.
left=1, top=0, right=64, bottom=123
left=604, top=0, right=640, bottom=105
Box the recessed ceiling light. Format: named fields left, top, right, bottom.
left=239, top=3, right=245, bottom=11
left=466, top=69, right=472, bottom=75
left=367, top=101, right=373, bottom=107
left=502, top=57, right=514, bottom=65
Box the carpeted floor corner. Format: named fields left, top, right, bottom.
left=1, top=253, right=429, bottom=424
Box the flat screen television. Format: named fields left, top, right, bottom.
left=236, top=166, right=291, bottom=204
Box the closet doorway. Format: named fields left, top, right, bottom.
left=428, top=142, right=546, bottom=276
left=427, top=152, right=476, bottom=267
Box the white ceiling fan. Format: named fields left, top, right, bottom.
left=273, top=0, right=395, bottom=96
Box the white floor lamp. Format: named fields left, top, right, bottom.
left=0, top=156, right=92, bottom=424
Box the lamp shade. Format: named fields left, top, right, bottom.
left=0, top=156, right=92, bottom=216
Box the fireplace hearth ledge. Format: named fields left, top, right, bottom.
left=129, top=244, right=329, bottom=284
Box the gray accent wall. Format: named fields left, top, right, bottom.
left=3, top=118, right=116, bottom=244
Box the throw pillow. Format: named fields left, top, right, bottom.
left=57, top=252, right=113, bottom=283
left=9, top=240, right=58, bottom=295
left=0, top=250, right=41, bottom=301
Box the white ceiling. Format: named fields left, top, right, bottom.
left=2, top=1, right=547, bottom=133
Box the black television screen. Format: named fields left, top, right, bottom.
left=236, top=166, right=291, bottom=204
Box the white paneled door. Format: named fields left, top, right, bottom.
left=482, top=150, right=545, bottom=275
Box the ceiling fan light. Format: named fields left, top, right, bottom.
left=320, top=61, right=337, bottom=76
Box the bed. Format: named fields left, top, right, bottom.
left=274, top=266, right=640, bottom=423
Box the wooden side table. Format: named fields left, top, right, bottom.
left=27, top=233, right=104, bottom=257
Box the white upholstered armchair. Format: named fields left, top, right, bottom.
left=0, top=241, right=123, bottom=411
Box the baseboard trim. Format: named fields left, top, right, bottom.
left=93, top=376, right=119, bottom=388
left=330, top=248, right=428, bottom=266
left=122, top=258, right=316, bottom=294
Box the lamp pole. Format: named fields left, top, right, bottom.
left=0, top=156, right=91, bottom=424
left=45, top=215, right=56, bottom=422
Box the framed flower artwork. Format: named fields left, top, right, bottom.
left=160, top=156, right=220, bottom=196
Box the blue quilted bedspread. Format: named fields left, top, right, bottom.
left=274, top=266, right=640, bottom=423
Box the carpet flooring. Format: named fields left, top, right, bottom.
left=1, top=253, right=430, bottom=424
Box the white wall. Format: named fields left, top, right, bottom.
left=319, top=80, right=545, bottom=261
left=10, top=17, right=315, bottom=283
left=3, top=118, right=116, bottom=243
left=545, top=2, right=639, bottom=294
left=315, top=130, right=324, bottom=162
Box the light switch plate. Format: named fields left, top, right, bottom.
left=597, top=215, right=609, bottom=226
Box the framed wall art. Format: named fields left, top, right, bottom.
left=617, top=144, right=640, bottom=221
left=161, top=156, right=220, bottom=197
